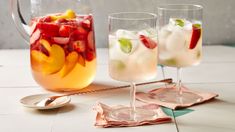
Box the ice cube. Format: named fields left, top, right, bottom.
left=184, top=20, right=193, bottom=30
left=116, top=29, right=137, bottom=39
left=159, top=26, right=171, bottom=39
left=109, top=36, right=128, bottom=60
left=165, top=26, right=186, bottom=52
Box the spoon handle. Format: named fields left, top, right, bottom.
left=65, top=78, right=173, bottom=96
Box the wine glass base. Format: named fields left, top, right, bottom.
left=108, top=107, right=158, bottom=122
left=155, top=88, right=203, bottom=104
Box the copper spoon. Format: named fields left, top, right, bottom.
left=37, top=78, right=173, bottom=107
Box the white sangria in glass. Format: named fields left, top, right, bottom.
left=108, top=12, right=158, bottom=121
left=157, top=4, right=203, bottom=104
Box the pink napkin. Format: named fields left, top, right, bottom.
left=136, top=86, right=219, bottom=109
left=93, top=102, right=172, bottom=127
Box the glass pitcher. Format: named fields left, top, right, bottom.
left=10, top=0, right=97, bottom=92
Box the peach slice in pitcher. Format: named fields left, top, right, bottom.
left=31, top=39, right=65, bottom=75
left=59, top=51, right=78, bottom=77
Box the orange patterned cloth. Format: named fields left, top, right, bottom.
left=93, top=103, right=172, bottom=128
left=136, top=86, right=218, bottom=109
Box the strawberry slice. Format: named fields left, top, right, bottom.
left=30, top=29, right=41, bottom=45
left=30, top=21, right=37, bottom=36
left=59, top=25, right=74, bottom=37
left=55, top=18, right=68, bottom=24
left=72, top=40, right=86, bottom=52
left=87, top=31, right=95, bottom=50
left=81, top=19, right=91, bottom=29
left=71, top=27, right=88, bottom=40
left=37, top=23, right=59, bottom=37
left=40, top=16, right=52, bottom=23
left=52, top=37, right=70, bottom=45
left=81, top=15, right=93, bottom=30
left=85, top=50, right=95, bottom=61
left=139, top=35, right=157, bottom=49
left=189, top=24, right=201, bottom=49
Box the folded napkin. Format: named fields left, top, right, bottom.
left=93, top=103, right=172, bottom=127
left=136, top=86, right=218, bottom=109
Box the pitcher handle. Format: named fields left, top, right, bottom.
left=10, top=0, right=30, bottom=43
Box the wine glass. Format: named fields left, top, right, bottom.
left=157, top=4, right=203, bottom=104
left=108, top=12, right=158, bottom=121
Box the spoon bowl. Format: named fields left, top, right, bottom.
left=20, top=94, right=71, bottom=110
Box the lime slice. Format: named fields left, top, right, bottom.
left=197, top=50, right=201, bottom=59
left=175, top=19, right=185, bottom=27
left=111, top=60, right=125, bottom=70
left=118, top=38, right=132, bottom=53
left=165, top=58, right=177, bottom=66
left=193, top=23, right=201, bottom=29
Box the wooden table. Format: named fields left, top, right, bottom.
left=0, top=45, right=234, bottom=132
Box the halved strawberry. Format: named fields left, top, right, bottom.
left=56, top=18, right=68, bottom=24
left=37, top=22, right=59, bottom=37
left=87, top=31, right=95, bottom=50
left=189, top=24, right=201, bottom=49
left=52, top=37, right=70, bottom=45
left=59, top=25, right=74, bottom=37
left=71, top=27, right=88, bottom=40
left=81, top=19, right=91, bottom=30
left=40, top=16, right=52, bottom=23
left=72, top=40, right=86, bottom=52
left=139, top=35, right=157, bottom=49
left=85, top=50, right=95, bottom=61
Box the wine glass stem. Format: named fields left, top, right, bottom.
left=130, top=82, right=136, bottom=120
left=177, top=68, right=182, bottom=96
left=160, top=65, right=168, bottom=88
left=160, top=65, right=166, bottom=79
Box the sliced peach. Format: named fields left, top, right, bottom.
left=59, top=51, right=78, bottom=77
left=31, top=41, right=65, bottom=75
left=31, top=50, right=48, bottom=62
left=51, top=9, right=76, bottom=21
left=40, top=39, right=51, bottom=52
left=42, top=44, right=65, bottom=75
left=31, top=50, right=49, bottom=72
left=77, top=54, right=86, bottom=67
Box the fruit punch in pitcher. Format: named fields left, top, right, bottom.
left=30, top=10, right=96, bottom=91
